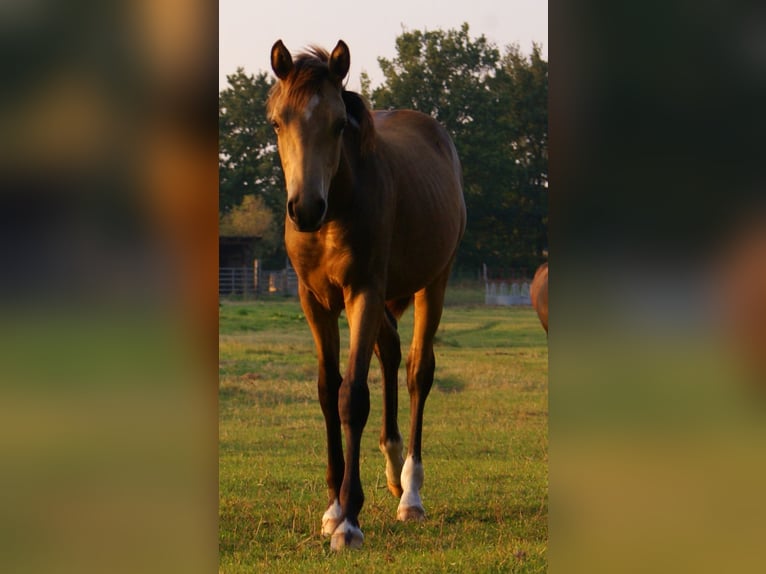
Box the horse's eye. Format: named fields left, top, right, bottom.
left=271, top=120, right=280, bottom=134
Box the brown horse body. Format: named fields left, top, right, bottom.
left=267, top=40, right=465, bottom=550
left=530, top=262, right=549, bottom=333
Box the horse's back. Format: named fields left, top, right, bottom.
left=372, top=110, right=466, bottom=299
left=373, top=110, right=462, bottom=186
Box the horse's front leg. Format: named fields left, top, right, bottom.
left=298, top=285, right=344, bottom=537
left=330, top=288, right=384, bottom=550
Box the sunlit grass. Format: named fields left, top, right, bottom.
left=219, top=295, right=548, bottom=572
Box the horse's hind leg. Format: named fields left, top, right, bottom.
left=375, top=302, right=408, bottom=498
left=398, top=274, right=449, bottom=522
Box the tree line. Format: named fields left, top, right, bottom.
left=219, top=23, right=547, bottom=275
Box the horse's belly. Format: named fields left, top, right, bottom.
left=385, top=219, right=462, bottom=299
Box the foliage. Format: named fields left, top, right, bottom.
left=219, top=299, right=548, bottom=572
left=492, top=44, right=549, bottom=269
left=219, top=194, right=279, bottom=257
left=370, top=24, right=500, bottom=125
left=219, top=25, right=548, bottom=273
left=219, top=69, right=286, bottom=264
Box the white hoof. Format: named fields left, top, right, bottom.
left=321, top=499, right=342, bottom=537
left=397, top=503, right=426, bottom=522
left=397, top=489, right=426, bottom=521
left=330, top=519, right=364, bottom=550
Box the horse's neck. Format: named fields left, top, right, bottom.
left=328, top=147, right=358, bottom=207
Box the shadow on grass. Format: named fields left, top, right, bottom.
left=434, top=376, right=466, bottom=393
left=435, top=321, right=503, bottom=348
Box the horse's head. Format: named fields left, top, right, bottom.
left=267, top=40, right=350, bottom=232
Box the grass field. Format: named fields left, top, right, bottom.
left=219, top=289, right=548, bottom=572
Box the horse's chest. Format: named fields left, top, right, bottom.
left=287, top=233, right=363, bottom=296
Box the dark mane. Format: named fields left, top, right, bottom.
left=342, top=90, right=376, bottom=156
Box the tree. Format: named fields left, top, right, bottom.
left=219, top=69, right=286, bottom=264
left=371, top=24, right=499, bottom=139
left=219, top=194, right=278, bottom=256
left=493, top=43, right=549, bottom=267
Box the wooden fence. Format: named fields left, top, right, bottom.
left=219, top=262, right=298, bottom=299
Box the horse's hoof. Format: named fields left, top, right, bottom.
left=330, top=519, right=364, bottom=550
left=321, top=515, right=341, bottom=537
left=397, top=504, right=426, bottom=522
left=321, top=499, right=342, bottom=537
left=387, top=481, right=404, bottom=498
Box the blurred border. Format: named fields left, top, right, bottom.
left=0, top=2, right=218, bottom=573
left=551, top=1, right=766, bottom=572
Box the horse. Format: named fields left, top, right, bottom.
left=267, top=39, right=466, bottom=550
left=530, top=262, right=548, bottom=333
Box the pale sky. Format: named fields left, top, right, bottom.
left=219, top=0, right=548, bottom=93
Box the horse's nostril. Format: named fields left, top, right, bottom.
left=287, top=196, right=325, bottom=231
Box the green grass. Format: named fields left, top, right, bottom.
left=219, top=295, right=548, bottom=572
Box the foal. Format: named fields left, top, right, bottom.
left=267, top=39, right=466, bottom=550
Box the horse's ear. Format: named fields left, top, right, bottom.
left=329, top=40, right=350, bottom=82
left=271, top=40, right=293, bottom=80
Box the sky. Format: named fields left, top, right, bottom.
left=219, top=0, right=548, bottom=93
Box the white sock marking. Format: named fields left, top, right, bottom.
left=321, top=498, right=342, bottom=536
left=398, top=455, right=424, bottom=511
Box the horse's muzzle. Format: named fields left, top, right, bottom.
left=287, top=195, right=327, bottom=232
